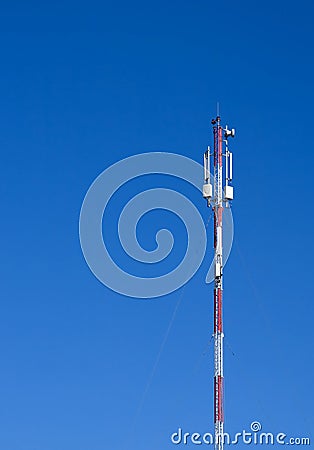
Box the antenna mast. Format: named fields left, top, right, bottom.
left=203, top=115, right=235, bottom=450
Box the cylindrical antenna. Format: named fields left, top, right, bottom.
left=229, top=152, right=233, bottom=180
left=203, top=146, right=213, bottom=205
left=204, top=146, right=210, bottom=182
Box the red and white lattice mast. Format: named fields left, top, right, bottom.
left=203, top=115, right=235, bottom=450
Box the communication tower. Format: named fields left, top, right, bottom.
left=203, top=115, right=235, bottom=450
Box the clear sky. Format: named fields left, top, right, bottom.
left=0, top=0, right=313, bottom=449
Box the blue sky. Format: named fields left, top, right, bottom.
left=0, top=0, right=313, bottom=449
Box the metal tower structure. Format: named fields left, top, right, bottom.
left=203, top=115, right=235, bottom=450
